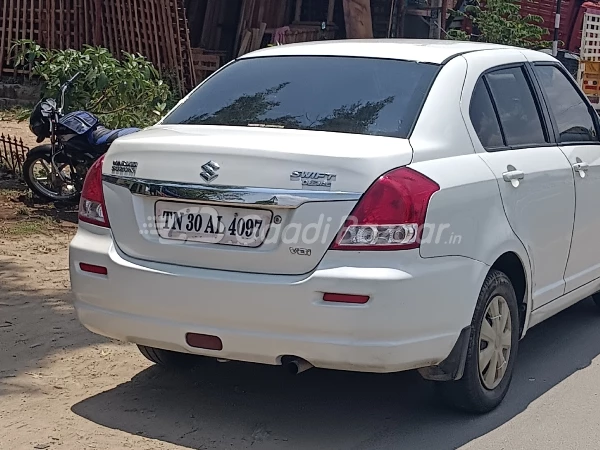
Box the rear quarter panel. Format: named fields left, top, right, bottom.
left=410, top=51, right=531, bottom=286
left=413, top=156, right=528, bottom=268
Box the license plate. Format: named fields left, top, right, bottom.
left=154, top=201, right=272, bottom=247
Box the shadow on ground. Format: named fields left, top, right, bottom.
left=0, top=178, right=78, bottom=225
left=0, top=256, right=104, bottom=394
left=71, top=299, right=600, bottom=450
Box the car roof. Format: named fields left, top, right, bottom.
left=241, top=39, right=520, bottom=64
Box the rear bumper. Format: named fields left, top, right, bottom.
left=70, top=225, right=489, bottom=373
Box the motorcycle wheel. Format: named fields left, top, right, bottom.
left=23, top=145, right=81, bottom=203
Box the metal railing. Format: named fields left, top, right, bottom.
left=0, top=134, right=29, bottom=178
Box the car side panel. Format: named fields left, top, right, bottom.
left=412, top=50, right=531, bottom=271
left=414, top=156, right=527, bottom=268
left=411, top=56, right=474, bottom=163
left=416, top=156, right=535, bottom=334
left=459, top=52, right=576, bottom=309
left=412, top=50, right=534, bottom=334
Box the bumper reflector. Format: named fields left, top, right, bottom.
left=186, top=333, right=223, bottom=351
left=79, top=263, right=108, bottom=275
left=323, top=293, right=370, bottom=304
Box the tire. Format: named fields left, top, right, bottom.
left=435, top=269, right=520, bottom=413
left=591, top=293, right=600, bottom=308
left=137, top=345, right=201, bottom=370
left=22, top=145, right=80, bottom=203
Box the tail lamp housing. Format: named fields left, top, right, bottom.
left=331, top=167, right=439, bottom=251
left=78, top=155, right=110, bottom=227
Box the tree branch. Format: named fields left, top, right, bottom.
left=95, top=102, right=146, bottom=115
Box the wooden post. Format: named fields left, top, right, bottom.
left=327, top=0, right=335, bottom=24
left=20, top=0, right=26, bottom=42
left=234, top=0, right=248, bottom=56
left=429, top=0, right=442, bottom=39
left=83, top=0, right=89, bottom=43
left=15, top=0, right=20, bottom=49
left=59, top=0, right=63, bottom=48
left=49, top=0, right=55, bottom=49
left=387, top=0, right=396, bottom=38
left=0, top=0, right=9, bottom=74
left=29, top=0, right=34, bottom=42
left=398, top=0, right=406, bottom=37
left=6, top=0, right=15, bottom=68
left=94, top=0, right=102, bottom=45
left=441, top=0, right=449, bottom=36
left=342, top=0, right=373, bottom=39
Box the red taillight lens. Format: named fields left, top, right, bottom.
left=78, top=155, right=110, bottom=228
left=330, top=167, right=439, bottom=251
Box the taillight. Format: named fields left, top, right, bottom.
left=78, top=155, right=110, bottom=227
left=330, top=167, right=439, bottom=251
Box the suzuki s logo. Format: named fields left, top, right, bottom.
left=200, top=161, right=220, bottom=182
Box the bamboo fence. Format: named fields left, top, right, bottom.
left=0, top=0, right=195, bottom=92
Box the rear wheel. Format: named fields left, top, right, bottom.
left=23, top=145, right=80, bottom=202
left=435, top=269, right=519, bottom=413
left=137, top=345, right=201, bottom=370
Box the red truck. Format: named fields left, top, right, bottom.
left=523, top=0, right=598, bottom=53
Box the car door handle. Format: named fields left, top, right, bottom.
left=573, top=161, right=589, bottom=172
left=502, top=170, right=525, bottom=182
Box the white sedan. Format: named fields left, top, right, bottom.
left=70, top=39, right=600, bottom=413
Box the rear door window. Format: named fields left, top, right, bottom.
left=533, top=65, right=599, bottom=143
left=470, top=78, right=504, bottom=149
left=485, top=66, right=548, bottom=147
left=162, top=56, right=440, bottom=139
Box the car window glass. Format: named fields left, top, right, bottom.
left=534, top=65, right=598, bottom=143
left=162, top=56, right=439, bottom=139
left=485, top=67, right=547, bottom=147
left=469, top=79, right=504, bottom=149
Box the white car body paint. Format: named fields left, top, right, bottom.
left=70, top=40, right=600, bottom=374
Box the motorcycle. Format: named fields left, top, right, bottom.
left=24, top=72, right=140, bottom=202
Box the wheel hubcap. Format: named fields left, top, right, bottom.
left=478, top=295, right=512, bottom=390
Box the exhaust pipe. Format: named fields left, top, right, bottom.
left=286, top=358, right=313, bottom=375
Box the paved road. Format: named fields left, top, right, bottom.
left=69, top=298, right=600, bottom=450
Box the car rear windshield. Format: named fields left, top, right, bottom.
left=162, top=56, right=439, bottom=139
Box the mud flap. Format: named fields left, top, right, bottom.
left=418, top=325, right=471, bottom=381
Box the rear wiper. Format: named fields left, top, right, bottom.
left=247, top=123, right=285, bottom=129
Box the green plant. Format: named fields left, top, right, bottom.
left=2, top=217, right=55, bottom=236
left=15, top=205, right=30, bottom=216
left=0, top=107, right=30, bottom=121
left=448, top=0, right=550, bottom=49
left=10, top=40, right=174, bottom=128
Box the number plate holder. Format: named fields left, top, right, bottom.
left=154, top=201, right=273, bottom=248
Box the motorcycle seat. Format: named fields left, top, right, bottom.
left=89, top=126, right=140, bottom=147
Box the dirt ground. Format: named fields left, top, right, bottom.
left=4, top=213, right=600, bottom=450
left=5, top=216, right=600, bottom=450
left=0, top=117, right=39, bottom=150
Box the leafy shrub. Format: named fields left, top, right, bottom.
left=11, top=40, right=173, bottom=128
left=448, top=0, right=550, bottom=49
